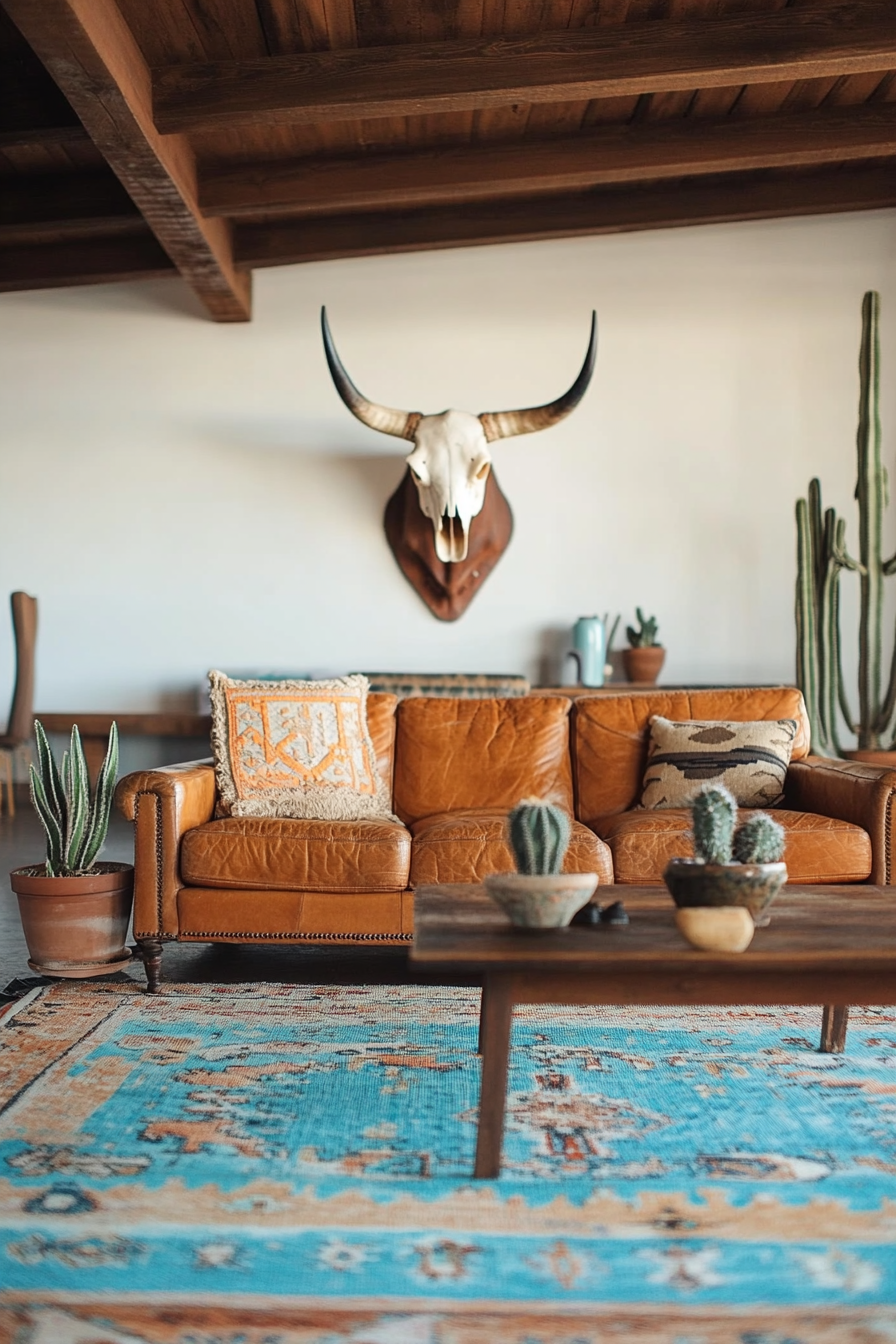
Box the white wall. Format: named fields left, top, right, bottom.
left=2, top=210, right=896, bottom=728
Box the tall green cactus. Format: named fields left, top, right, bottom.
left=795, top=291, right=896, bottom=754
left=29, top=719, right=119, bottom=876
left=507, top=798, right=571, bottom=875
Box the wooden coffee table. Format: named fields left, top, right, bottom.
left=410, top=883, right=896, bottom=1178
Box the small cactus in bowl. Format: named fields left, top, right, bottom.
left=665, top=784, right=787, bottom=935
left=485, top=798, right=597, bottom=929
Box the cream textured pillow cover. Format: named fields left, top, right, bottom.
left=641, top=716, right=798, bottom=810
left=209, top=671, right=395, bottom=821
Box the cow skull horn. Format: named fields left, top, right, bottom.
left=321, top=307, right=421, bottom=442
left=478, top=311, right=597, bottom=442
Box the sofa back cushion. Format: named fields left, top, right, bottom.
left=367, top=693, right=399, bottom=798
left=573, top=687, right=811, bottom=821
left=394, top=696, right=574, bottom=824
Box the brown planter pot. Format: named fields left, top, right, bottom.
left=663, top=858, right=787, bottom=927
left=10, top=862, right=133, bottom=978
left=842, top=750, right=896, bottom=768
left=622, top=646, right=666, bottom=685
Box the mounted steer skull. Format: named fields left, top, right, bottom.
left=321, top=308, right=597, bottom=620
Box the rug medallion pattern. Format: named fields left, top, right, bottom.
left=1, top=982, right=895, bottom=1342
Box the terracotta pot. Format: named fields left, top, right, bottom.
left=663, top=858, right=786, bottom=927
left=10, top=862, right=133, bottom=978
left=484, top=872, right=598, bottom=929
left=622, top=646, right=665, bottom=684
left=842, top=750, right=896, bottom=768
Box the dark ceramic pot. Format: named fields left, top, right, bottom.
left=663, top=858, right=787, bottom=927
left=10, top=862, right=133, bottom=977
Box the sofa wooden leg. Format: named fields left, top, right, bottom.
left=138, top=939, right=164, bottom=994
left=820, top=1004, right=849, bottom=1053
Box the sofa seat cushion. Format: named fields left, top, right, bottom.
left=590, top=808, right=872, bottom=885
left=409, top=809, right=614, bottom=887
left=180, top=817, right=411, bottom=893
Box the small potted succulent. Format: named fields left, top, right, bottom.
left=623, top=608, right=665, bottom=684
left=10, top=719, right=133, bottom=977
left=664, top=785, right=786, bottom=949
left=484, top=798, right=597, bottom=928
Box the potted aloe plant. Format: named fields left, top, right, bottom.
left=484, top=798, right=597, bottom=928
left=10, top=719, right=133, bottom=977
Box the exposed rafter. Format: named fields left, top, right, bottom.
left=235, top=166, right=896, bottom=269
left=1, top=0, right=251, bottom=321
left=203, top=105, right=896, bottom=219
left=154, top=2, right=896, bottom=134
left=0, top=233, right=175, bottom=293
left=0, top=123, right=90, bottom=150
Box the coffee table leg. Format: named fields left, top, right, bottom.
left=474, top=973, right=513, bottom=1179
left=820, top=1004, right=849, bottom=1053
left=477, top=980, right=487, bottom=1054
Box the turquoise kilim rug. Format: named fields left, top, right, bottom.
left=1, top=982, right=895, bottom=1343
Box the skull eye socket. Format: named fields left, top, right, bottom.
left=409, top=465, right=425, bottom=485
left=474, top=460, right=491, bottom=481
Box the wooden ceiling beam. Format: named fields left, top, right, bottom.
left=0, top=123, right=90, bottom=150
left=204, top=104, right=896, bottom=219
left=234, top=166, right=896, bottom=269
left=155, top=1, right=896, bottom=134
left=0, top=232, right=176, bottom=293
left=1, top=172, right=139, bottom=229
left=0, top=0, right=251, bottom=320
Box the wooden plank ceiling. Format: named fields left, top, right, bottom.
left=1, top=0, right=895, bottom=320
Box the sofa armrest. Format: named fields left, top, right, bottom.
left=786, top=756, right=896, bottom=885
left=115, top=760, right=217, bottom=939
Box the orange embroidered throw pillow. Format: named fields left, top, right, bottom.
left=209, top=671, right=395, bottom=821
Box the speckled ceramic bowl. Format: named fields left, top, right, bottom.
left=663, top=858, right=787, bottom=926
left=484, top=872, right=598, bottom=929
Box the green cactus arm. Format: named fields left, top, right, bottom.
left=856, top=290, right=884, bottom=750
left=832, top=580, right=857, bottom=737
left=819, top=563, right=842, bottom=756
left=79, top=722, right=119, bottom=872
left=28, top=763, right=64, bottom=876
left=625, top=625, right=639, bottom=647
left=732, top=813, right=786, bottom=865
left=795, top=496, right=829, bottom=755
left=691, top=785, right=737, bottom=865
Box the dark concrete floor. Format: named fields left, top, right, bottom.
left=1, top=799, right=461, bottom=993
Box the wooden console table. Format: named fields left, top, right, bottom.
left=37, top=712, right=211, bottom=779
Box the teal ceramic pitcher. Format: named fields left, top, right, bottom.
left=569, top=616, right=607, bottom=688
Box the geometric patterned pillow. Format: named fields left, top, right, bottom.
left=640, top=716, right=798, bottom=810
left=209, top=671, right=396, bottom=821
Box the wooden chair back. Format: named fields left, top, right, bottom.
left=6, top=592, right=37, bottom=745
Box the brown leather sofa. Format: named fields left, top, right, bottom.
left=115, top=686, right=895, bottom=991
